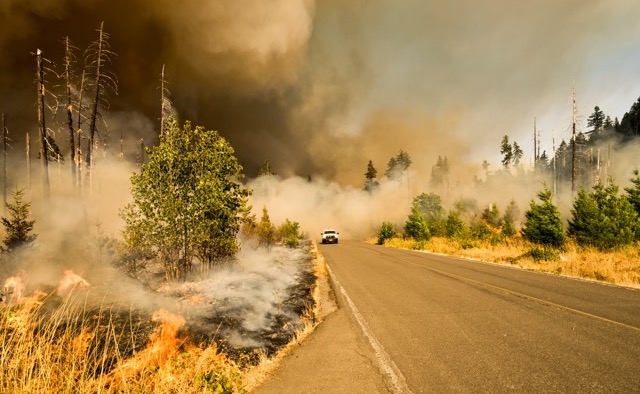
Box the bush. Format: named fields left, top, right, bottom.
left=404, top=208, right=431, bottom=241
left=568, top=181, right=638, bottom=251
left=445, top=212, right=467, bottom=238
left=377, top=222, right=397, bottom=245
left=522, top=187, right=566, bottom=248
left=277, top=219, right=302, bottom=248
left=523, top=247, right=560, bottom=262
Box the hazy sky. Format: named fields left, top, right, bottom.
left=1, top=0, right=639, bottom=184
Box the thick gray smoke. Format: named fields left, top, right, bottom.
left=2, top=1, right=640, bottom=183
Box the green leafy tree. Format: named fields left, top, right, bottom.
left=412, top=193, right=445, bottom=236
left=120, top=117, right=250, bottom=280
left=364, top=160, right=379, bottom=192
left=568, top=181, right=638, bottom=250
left=377, top=222, right=397, bottom=245
left=404, top=207, right=430, bottom=241
left=522, top=187, right=566, bottom=248
left=1, top=189, right=37, bottom=251
left=500, top=135, right=513, bottom=168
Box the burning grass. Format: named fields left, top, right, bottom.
left=380, top=236, right=640, bottom=288
left=0, top=243, right=323, bottom=393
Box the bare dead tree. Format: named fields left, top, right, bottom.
left=160, top=64, right=173, bottom=135
left=2, top=113, right=7, bottom=211
left=26, top=132, right=31, bottom=188
left=63, top=36, right=79, bottom=186
left=36, top=49, right=50, bottom=198
left=76, top=70, right=86, bottom=188
left=85, top=22, right=117, bottom=173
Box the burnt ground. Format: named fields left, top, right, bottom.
left=29, top=242, right=317, bottom=369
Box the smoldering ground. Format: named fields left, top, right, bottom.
left=0, top=154, right=316, bottom=361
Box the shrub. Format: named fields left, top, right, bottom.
left=521, top=187, right=566, bottom=248
left=445, top=212, right=467, bottom=238
left=568, top=181, right=638, bottom=251
left=404, top=208, right=431, bottom=241
left=377, top=222, right=397, bottom=245
left=277, top=219, right=302, bottom=248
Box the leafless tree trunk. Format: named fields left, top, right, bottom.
left=76, top=70, right=85, bottom=189
left=86, top=22, right=117, bottom=168
left=64, top=37, right=77, bottom=187
left=160, top=64, right=172, bottom=135
left=37, top=49, right=50, bottom=198
left=2, top=113, right=6, bottom=211
left=26, top=132, right=31, bottom=188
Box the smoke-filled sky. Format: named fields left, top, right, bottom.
left=1, top=0, right=640, bottom=184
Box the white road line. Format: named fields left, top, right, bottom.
left=327, top=264, right=413, bottom=394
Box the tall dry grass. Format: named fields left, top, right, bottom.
left=381, top=236, right=640, bottom=288
left=0, top=289, right=247, bottom=394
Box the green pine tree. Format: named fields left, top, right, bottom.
left=2, top=189, right=37, bottom=251
left=568, top=180, right=638, bottom=250
left=521, top=187, right=566, bottom=248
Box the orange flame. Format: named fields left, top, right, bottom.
left=110, top=309, right=187, bottom=381
left=57, top=270, right=90, bottom=294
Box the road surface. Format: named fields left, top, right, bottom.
left=257, top=240, right=640, bottom=393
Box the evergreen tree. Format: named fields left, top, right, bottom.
left=385, top=156, right=400, bottom=180
left=615, top=97, right=640, bottom=141
left=587, top=106, right=605, bottom=136
left=2, top=189, right=37, bottom=251
left=502, top=199, right=519, bottom=237
left=430, top=156, right=449, bottom=187
left=445, top=212, right=467, bottom=238
left=404, top=207, right=430, bottom=241
left=120, top=117, right=250, bottom=279
left=522, top=187, right=566, bottom=248
left=568, top=181, right=638, bottom=250
left=385, top=150, right=412, bottom=182
left=364, top=160, right=379, bottom=192
left=482, top=203, right=502, bottom=228
left=625, top=170, right=640, bottom=239
left=512, top=142, right=523, bottom=166
left=500, top=135, right=512, bottom=168
left=257, top=206, right=276, bottom=246
left=258, top=159, right=276, bottom=177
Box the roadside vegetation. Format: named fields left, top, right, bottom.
left=374, top=175, right=640, bottom=288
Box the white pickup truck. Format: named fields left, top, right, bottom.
left=320, top=229, right=339, bottom=244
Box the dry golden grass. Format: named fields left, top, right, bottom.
left=0, top=290, right=247, bottom=394
left=380, top=236, right=640, bottom=288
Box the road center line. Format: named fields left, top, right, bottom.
left=400, top=257, right=640, bottom=334
left=327, top=264, right=413, bottom=394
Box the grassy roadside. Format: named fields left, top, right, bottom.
left=0, top=242, right=327, bottom=394
left=376, top=236, right=640, bottom=288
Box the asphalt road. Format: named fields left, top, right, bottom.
left=319, top=240, right=640, bottom=393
